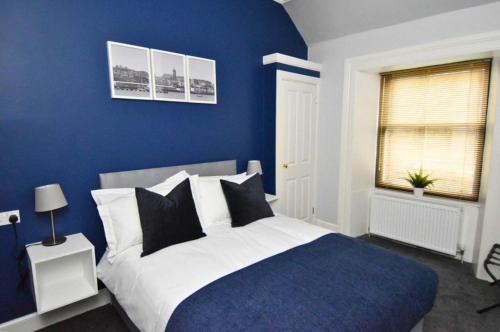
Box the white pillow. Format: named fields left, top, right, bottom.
left=194, top=173, right=252, bottom=229
left=91, top=171, right=189, bottom=263
left=91, top=171, right=189, bottom=206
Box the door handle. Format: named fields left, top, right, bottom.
left=282, top=164, right=288, bottom=168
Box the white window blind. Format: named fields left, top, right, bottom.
left=376, top=59, right=491, bottom=201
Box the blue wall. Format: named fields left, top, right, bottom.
left=0, top=0, right=307, bottom=323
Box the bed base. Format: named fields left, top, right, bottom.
left=110, top=293, right=140, bottom=332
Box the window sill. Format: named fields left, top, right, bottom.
left=373, top=188, right=481, bottom=209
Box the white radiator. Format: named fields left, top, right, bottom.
left=369, top=195, right=461, bottom=256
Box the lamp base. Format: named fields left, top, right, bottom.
left=42, top=236, right=67, bottom=246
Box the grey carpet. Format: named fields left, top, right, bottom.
left=37, top=304, right=128, bottom=332
left=361, top=235, right=500, bottom=332
left=39, top=235, right=500, bottom=332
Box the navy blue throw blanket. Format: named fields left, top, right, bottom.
left=166, top=234, right=438, bottom=332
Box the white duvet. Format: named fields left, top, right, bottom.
left=97, top=215, right=331, bottom=332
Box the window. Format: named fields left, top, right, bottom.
left=376, top=59, right=491, bottom=201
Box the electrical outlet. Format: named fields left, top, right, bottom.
left=0, top=210, right=20, bottom=226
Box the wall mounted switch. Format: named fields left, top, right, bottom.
left=0, top=210, right=20, bottom=226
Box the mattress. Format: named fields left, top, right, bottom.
left=97, top=215, right=331, bottom=332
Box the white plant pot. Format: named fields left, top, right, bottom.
left=413, top=188, right=424, bottom=198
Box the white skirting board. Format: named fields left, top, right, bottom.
left=313, top=218, right=341, bottom=232
left=0, top=289, right=110, bottom=332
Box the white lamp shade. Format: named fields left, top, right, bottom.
left=35, top=184, right=68, bottom=212
left=247, top=160, right=263, bottom=175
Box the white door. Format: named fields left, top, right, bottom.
left=276, top=71, right=319, bottom=222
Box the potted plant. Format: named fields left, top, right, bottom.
left=404, top=169, right=437, bottom=198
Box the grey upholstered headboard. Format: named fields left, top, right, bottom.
left=99, top=160, right=237, bottom=189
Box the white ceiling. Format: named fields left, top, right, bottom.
left=281, top=0, right=499, bottom=44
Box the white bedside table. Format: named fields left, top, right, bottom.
left=27, top=233, right=98, bottom=314
left=265, top=193, right=279, bottom=212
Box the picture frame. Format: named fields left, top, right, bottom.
left=151, top=49, right=188, bottom=102
left=187, top=56, right=217, bottom=104
left=107, top=41, right=153, bottom=100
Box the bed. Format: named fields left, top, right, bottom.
left=96, top=160, right=437, bottom=332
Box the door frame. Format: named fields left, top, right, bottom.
left=275, top=70, right=321, bottom=221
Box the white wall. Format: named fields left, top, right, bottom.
left=309, top=2, right=500, bottom=227
left=343, top=72, right=380, bottom=236
left=308, top=2, right=500, bottom=278
left=476, top=57, right=500, bottom=278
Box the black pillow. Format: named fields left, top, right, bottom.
left=135, top=178, right=205, bottom=257
left=220, top=174, right=274, bottom=227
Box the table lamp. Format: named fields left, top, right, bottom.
left=247, top=160, right=263, bottom=175
left=35, top=184, right=68, bottom=246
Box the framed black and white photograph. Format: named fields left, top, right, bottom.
left=151, top=50, right=187, bottom=102
left=187, top=56, right=217, bottom=104
left=107, top=41, right=152, bottom=100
